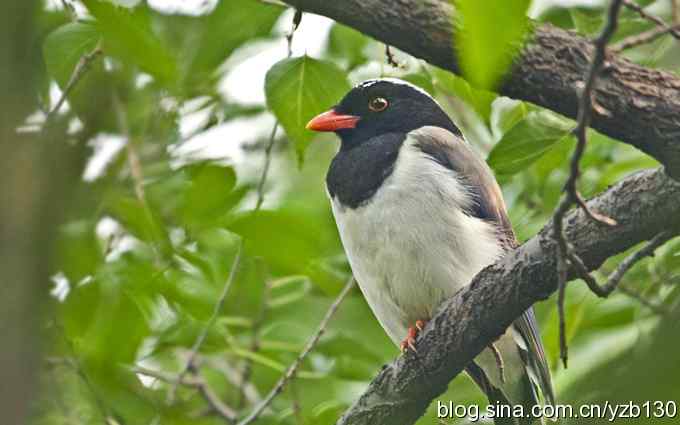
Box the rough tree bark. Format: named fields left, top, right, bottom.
left=339, top=169, right=680, bottom=425
left=282, top=0, right=680, bottom=179
left=273, top=1, right=680, bottom=424
left=337, top=169, right=680, bottom=425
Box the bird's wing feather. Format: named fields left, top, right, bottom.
left=412, top=126, right=516, bottom=248
left=413, top=126, right=555, bottom=406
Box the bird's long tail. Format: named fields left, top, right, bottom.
left=465, top=308, right=555, bottom=425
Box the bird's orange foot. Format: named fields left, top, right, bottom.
left=400, top=320, right=427, bottom=353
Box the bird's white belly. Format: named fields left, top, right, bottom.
left=330, top=141, right=504, bottom=344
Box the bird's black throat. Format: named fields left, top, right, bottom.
left=326, top=132, right=406, bottom=209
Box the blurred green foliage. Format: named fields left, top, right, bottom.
left=455, top=0, right=532, bottom=90
left=25, top=1, right=680, bottom=425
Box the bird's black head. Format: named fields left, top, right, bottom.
left=307, top=78, right=461, bottom=149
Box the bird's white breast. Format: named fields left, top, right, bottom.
left=330, top=131, right=504, bottom=344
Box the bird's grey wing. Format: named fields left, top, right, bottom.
left=413, top=126, right=555, bottom=406
left=412, top=126, right=516, bottom=248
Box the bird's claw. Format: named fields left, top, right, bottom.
left=400, top=320, right=427, bottom=354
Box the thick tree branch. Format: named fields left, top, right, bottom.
left=282, top=0, right=680, bottom=179
left=336, top=168, right=680, bottom=425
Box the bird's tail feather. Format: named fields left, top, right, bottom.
left=465, top=361, right=544, bottom=425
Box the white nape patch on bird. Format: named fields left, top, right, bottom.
left=330, top=128, right=504, bottom=345
left=357, top=78, right=434, bottom=100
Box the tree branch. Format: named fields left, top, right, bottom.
left=45, top=44, right=103, bottom=123
left=281, top=0, right=680, bottom=179
left=336, top=168, right=680, bottom=425
left=580, top=231, right=672, bottom=297
left=622, top=0, right=680, bottom=40
left=169, top=242, right=243, bottom=403
left=134, top=366, right=238, bottom=422
left=611, top=23, right=680, bottom=53
left=238, top=277, right=355, bottom=425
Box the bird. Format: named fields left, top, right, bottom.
left=306, top=78, right=555, bottom=423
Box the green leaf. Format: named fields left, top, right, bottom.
left=42, top=21, right=118, bottom=130
left=431, top=67, right=496, bottom=123
left=109, top=0, right=142, bottom=6
left=571, top=7, right=653, bottom=39
left=456, top=0, right=532, bottom=90
left=491, top=98, right=528, bottom=140
left=227, top=208, right=333, bottom=275
left=181, top=0, right=281, bottom=89
left=536, top=6, right=575, bottom=28
left=56, top=220, right=103, bottom=283
left=223, top=102, right=266, bottom=122
left=487, top=109, right=575, bottom=175
left=327, top=23, right=369, bottom=70
left=570, top=8, right=604, bottom=36
left=179, top=162, right=238, bottom=227
left=62, top=271, right=152, bottom=367
left=104, top=196, right=172, bottom=256
left=265, top=56, right=351, bottom=163
left=82, top=0, right=177, bottom=85
left=401, top=71, right=435, bottom=96
left=43, top=22, right=100, bottom=88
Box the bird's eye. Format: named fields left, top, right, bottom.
left=368, top=97, right=389, bottom=112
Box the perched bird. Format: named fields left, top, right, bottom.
left=307, top=78, right=554, bottom=422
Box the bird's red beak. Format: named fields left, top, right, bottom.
left=306, top=110, right=360, bottom=132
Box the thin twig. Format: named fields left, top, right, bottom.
left=52, top=325, right=111, bottom=421
left=622, top=0, right=680, bottom=40
left=385, top=45, right=403, bottom=68
left=135, top=366, right=238, bottom=422
left=552, top=0, right=624, bottom=369
left=254, top=124, right=278, bottom=212
left=289, top=379, right=304, bottom=425
left=581, top=232, right=672, bottom=297
left=488, top=343, right=505, bottom=384
left=113, top=89, right=172, bottom=262
left=611, top=23, right=680, bottom=52
left=60, top=0, right=77, bottom=20
left=236, top=279, right=272, bottom=408
left=45, top=43, right=103, bottom=123
left=126, top=143, right=146, bottom=202
left=557, top=265, right=569, bottom=368
left=134, top=366, right=202, bottom=387
left=237, top=277, right=355, bottom=425
left=168, top=242, right=243, bottom=402
left=617, top=284, right=669, bottom=315
left=287, top=9, right=303, bottom=57
left=254, top=10, right=301, bottom=212
left=575, top=192, right=617, bottom=226
left=195, top=372, right=239, bottom=422
left=113, top=91, right=146, bottom=203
